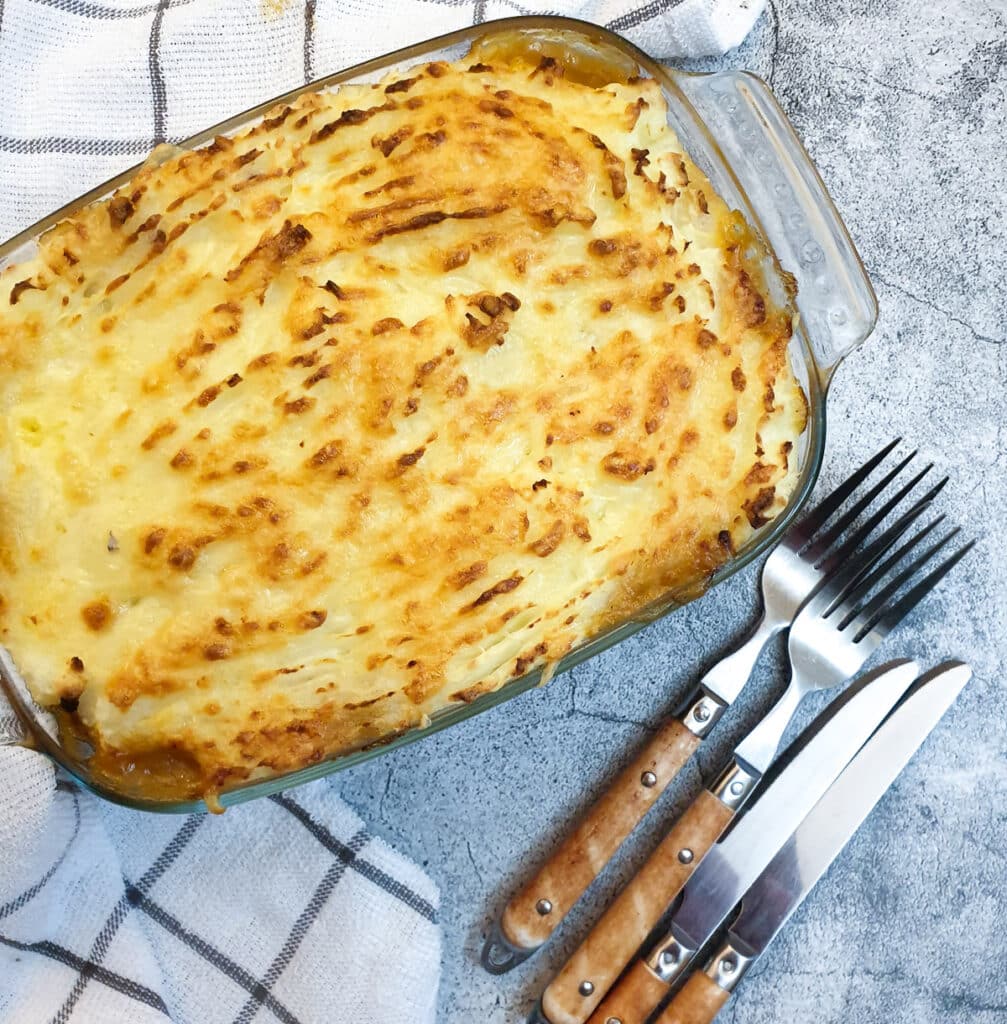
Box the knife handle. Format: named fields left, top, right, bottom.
left=653, top=971, right=730, bottom=1024
left=654, top=939, right=752, bottom=1024
left=540, top=789, right=735, bottom=1024
left=500, top=713, right=707, bottom=952
left=585, top=959, right=670, bottom=1024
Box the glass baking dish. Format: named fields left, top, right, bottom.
left=0, top=16, right=876, bottom=812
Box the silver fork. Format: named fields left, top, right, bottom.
left=698, top=437, right=943, bottom=710
left=538, top=479, right=973, bottom=1024
left=482, top=440, right=945, bottom=974
left=735, top=496, right=972, bottom=774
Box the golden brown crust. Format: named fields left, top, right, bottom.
left=0, top=52, right=806, bottom=800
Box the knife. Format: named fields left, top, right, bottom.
left=534, top=658, right=922, bottom=1024
left=649, top=659, right=971, bottom=1024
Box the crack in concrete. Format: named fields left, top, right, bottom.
left=872, top=273, right=1003, bottom=347
left=963, top=475, right=988, bottom=511
left=568, top=669, right=650, bottom=728
left=567, top=665, right=580, bottom=717
left=466, top=839, right=486, bottom=889
left=569, top=706, right=651, bottom=729
left=378, top=766, right=394, bottom=821
left=829, top=60, right=937, bottom=103
left=767, top=0, right=782, bottom=89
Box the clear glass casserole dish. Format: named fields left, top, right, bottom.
left=0, top=16, right=876, bottom=812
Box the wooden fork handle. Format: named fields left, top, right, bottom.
left=541, top=790, right=735, bottom=1024
left=654, top=971, right=730, bottom=1024
left=586, top=958, right=670, bottom=1024
left=501, top=717, right=701, bottom=951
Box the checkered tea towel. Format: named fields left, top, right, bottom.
left=1, top=696, right=441, bottom=1024
left=0, top=1, right=765, bottom=1022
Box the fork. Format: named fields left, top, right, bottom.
left=481, top=440, right=937, bottom=974
left=548, top=504, right=973, bottom=1024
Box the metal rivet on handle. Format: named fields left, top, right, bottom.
left=721, top=957, right=736, bottom=975
left=694, top=703, right=711, bottom=723
left=678, top=848, right=694, bottom=864
left=535, top=899, right=553, bottom=916
left=579, top=981, right=595, bottom=997
left=606, top=1018, right=624, bottom=1024
left=729, top=780, right=745, bottom=796
left=641, top=770, right=657, bottom=788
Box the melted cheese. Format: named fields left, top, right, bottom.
left=0, top=53, right=807, bottom=800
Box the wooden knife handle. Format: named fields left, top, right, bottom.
left=541, top=789, right=734, bottom=1024
left=586, top=958, right=670, bottom=1024
left=501, top=717, right=701, bottom=950
left=654, top=972, right=730, bottom=1024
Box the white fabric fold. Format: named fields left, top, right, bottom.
left=0, top=707, right=442, bottom=1024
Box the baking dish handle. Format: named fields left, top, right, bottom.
left=673, top=70, right=877, bottom=385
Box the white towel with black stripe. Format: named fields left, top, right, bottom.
left=0, top=1, right=766, bottom=1022
left=0, top=744, right=441, bottom=1024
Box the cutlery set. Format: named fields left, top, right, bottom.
left=480, top=441, right=973, bottom=1023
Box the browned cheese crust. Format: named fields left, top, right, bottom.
left=0, top=54, right=807, bottom=799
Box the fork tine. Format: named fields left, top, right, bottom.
left=806, top=449, right=919, bottom=557
left=856, top=514, right=949, bottom=592
left=816, top=473, right=948, bottom=573
left=817, top=495, right=936, bottom=616
left=857, top=538, right=976, bottom=639
left=839, top=522, right=960, bottom=630
left=812, top=461, right=940, bottom=570
left=796, top=437, right=901, bottom=543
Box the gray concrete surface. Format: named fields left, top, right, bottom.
left=337, top=2, right=1007, bottom=1020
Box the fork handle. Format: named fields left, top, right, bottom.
left=698, top=610, right=785, bottom=706
left=498, top=618, right=782, bottom=957
left=540, top=790, right=735, bottom=1024
left=500, top=716, right=702, bottom=951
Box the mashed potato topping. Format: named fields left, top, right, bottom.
left=0, top=51, right=806, bottom=799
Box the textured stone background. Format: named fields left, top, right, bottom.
left=337, top=1, right=1007, bottom=1020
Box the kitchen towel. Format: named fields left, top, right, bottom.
left=0, top=1, right=765, bottom=1022
left=0, top=696, right=442, bottom=1024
